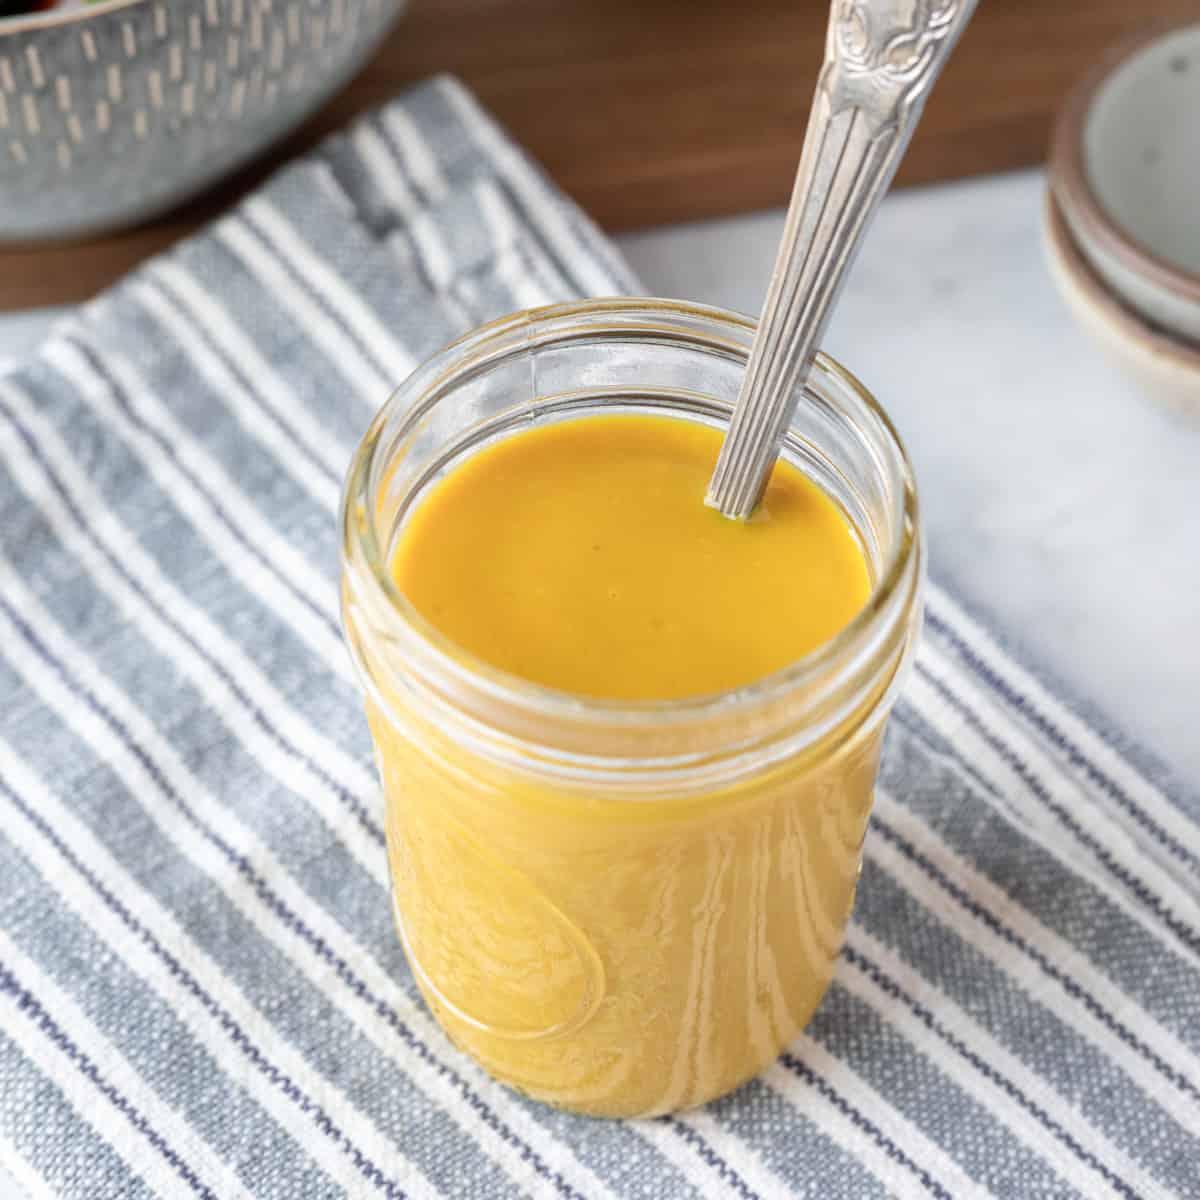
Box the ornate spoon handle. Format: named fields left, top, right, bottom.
left=706, top=0, right=978, bottom=519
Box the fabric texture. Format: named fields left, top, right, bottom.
left=0, top=75, right=1197, bottom=1200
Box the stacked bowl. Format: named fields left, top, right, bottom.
left=1045, top=20, right=1200, bottom=416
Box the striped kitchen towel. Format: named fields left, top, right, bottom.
left=0, top=75, right=1197, bottom=1200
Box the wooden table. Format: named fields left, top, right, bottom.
left=1, top=0, right=1191, bottom=309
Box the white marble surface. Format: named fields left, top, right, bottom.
left=1, top=168, right=1197, bottom=793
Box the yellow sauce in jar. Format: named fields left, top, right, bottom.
left=369, top=413, right=876, bottom=1116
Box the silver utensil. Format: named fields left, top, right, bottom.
left=706, top=0, right=978, bottom=519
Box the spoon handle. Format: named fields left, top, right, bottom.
left=706, top=0, right=978, bottom=519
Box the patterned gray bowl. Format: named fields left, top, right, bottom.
left=0, top=0, right=405, bottom=241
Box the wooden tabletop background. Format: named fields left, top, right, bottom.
left=1, top=0, right=1193, bottom=310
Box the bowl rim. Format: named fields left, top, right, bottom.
left=1048, top=18, right=1200, bottom=308
left=1044, top=187, right=1200, bottom=372
left=0, top=0, right=146, bottom=37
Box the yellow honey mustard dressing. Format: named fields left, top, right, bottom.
left=371, top=412, right=878, bottom=1117
left=391, top=414, right=871, bottom=699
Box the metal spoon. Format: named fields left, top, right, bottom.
left=706, top=0, right=979, bottom=519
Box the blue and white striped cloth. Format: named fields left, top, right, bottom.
left=0, top=76, right=1197, bottom=1200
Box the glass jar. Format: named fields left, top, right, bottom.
left=341, top=299, right=923, bottom=1118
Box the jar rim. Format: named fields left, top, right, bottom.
left=341, top=297, right=920, bottom=732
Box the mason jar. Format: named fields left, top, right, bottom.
left=341, top=299, right=923, bottom=1118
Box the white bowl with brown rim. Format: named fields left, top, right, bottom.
left=1042, top=189, right=1200, bottom=418
left=1048, top=20, right=1200, bottom=346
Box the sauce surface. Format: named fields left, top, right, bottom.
left=392, top=413, right=871, bottom=699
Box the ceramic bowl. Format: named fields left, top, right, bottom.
left=1049, top=21, right=1200, bottom=345
left=1042, top=188, right=1200, bottom=418
left=0, top=0, right=405, bottom=241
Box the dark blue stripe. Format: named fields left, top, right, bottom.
left=891, top=704, right=1005, bottom=803
left=914, top=660, right=1200, bottom=961
left=661, top=1118, right=760, bottom=1200
left=0, top=416, right=597, bottom=1200
left=237, top=207, right=399, bottom=390
left=925, top=605, right=1200, bottom=875
left=779, top=1053, right=955, bottom=1200
left=62, top=333, right=341, bottom=644
left=0, top=389, right=384, bottom=851
left=0, top=771, right=405, bottom=1199
left=0, top=956, right=221, bottom=1200
left=143, top=272, right=343, bottom=488
left=870, top=804, right=1200, bottom=1107
left=841, top=944, right=1143, bottom=1200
